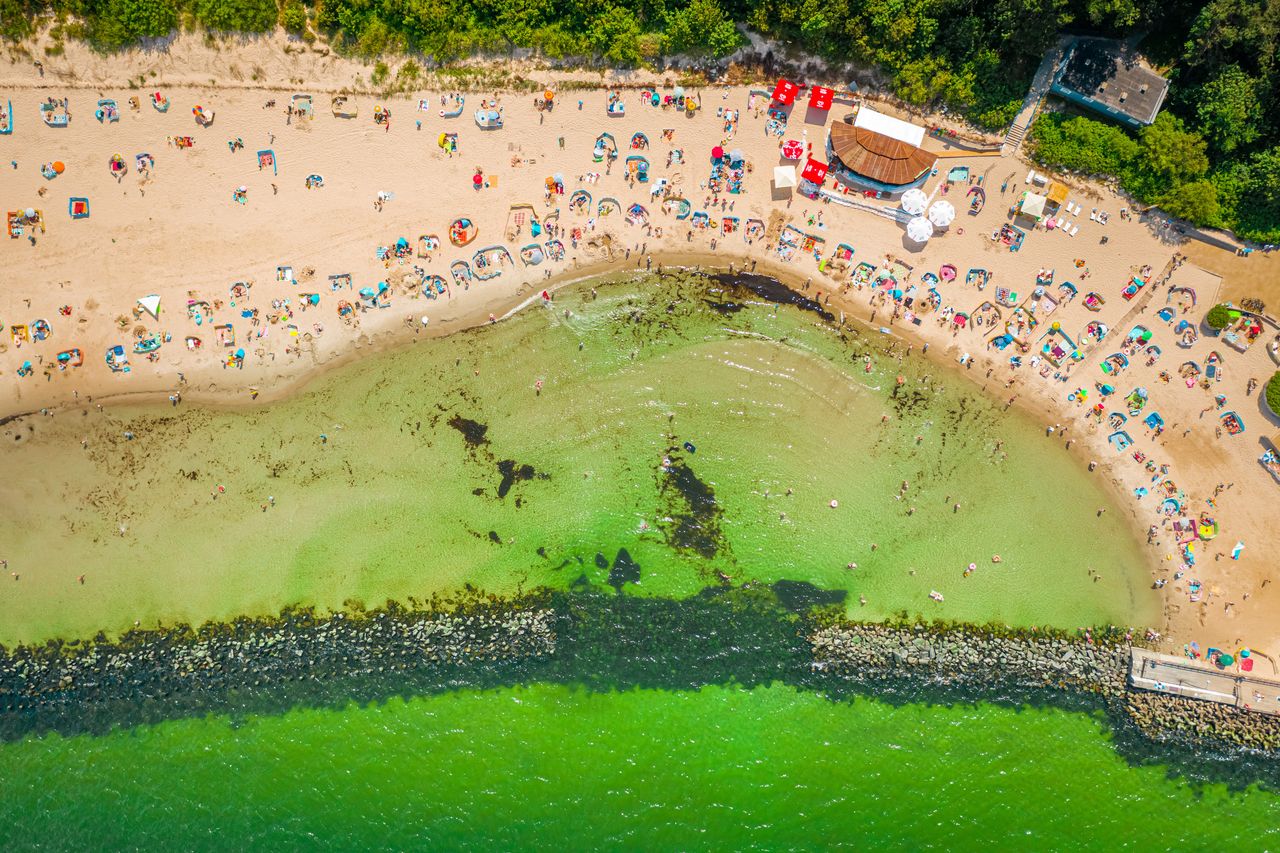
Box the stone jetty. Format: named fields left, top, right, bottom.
left=2, top=588, right=1279, bottom=760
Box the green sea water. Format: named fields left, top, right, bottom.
left=6, top=272, right=1256, bottom=846
left=2, top=684, right=1278, bottom=850
left=1, top=272, right=1154, bottom=644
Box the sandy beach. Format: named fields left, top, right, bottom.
left=2, top=34, right=1278, bottom=658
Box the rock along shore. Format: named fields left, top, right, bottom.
left=2, top=589, right=1279, bottom=761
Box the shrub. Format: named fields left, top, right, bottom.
left=1204, top=303, right=1233, bottom=330
left=1267, top=372, right=1280, bottom=417
left=281, top=0, right=307, bottom=34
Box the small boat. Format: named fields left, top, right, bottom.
left=133, top=334, right=162, bottom=354
left=151, top=91, right=169, bottom=112
left=1221, top=411, right=1245, bottom=436
left=95, top=99, right=119, bottom=123
left=0, top=99, right=12, bottom=134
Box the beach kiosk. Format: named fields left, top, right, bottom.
left=771, top=79, right=799, bottom=106
left=808, top=85, right=834, bottom=112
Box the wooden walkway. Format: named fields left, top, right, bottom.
left=1129, top=648, right=1280, bottom=715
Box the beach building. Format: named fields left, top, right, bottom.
left=1049, top=38, right=1169, bottom=128
left=826, top=106, right=936, bottom=196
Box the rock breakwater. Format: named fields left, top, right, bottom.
left=810, top=620, right=1131, bottom=697
left=0, top=597, right=555, bottom=740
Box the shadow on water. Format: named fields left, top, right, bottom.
left=1, top=585, right=1278, bottom=794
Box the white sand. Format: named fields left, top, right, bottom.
left=2, top=34, right=1278, bottom=658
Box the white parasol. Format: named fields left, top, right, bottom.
left=906, top=216, right=934, bottom=243
left=928, top=200, right=956, bottom=228
left=773, top=165, right=797, bottom=188
left=900, top=188, right=928, bottom=216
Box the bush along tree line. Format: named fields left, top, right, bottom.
left=1026, top=0, right=1280, bottom=245
left=3, top=0, right=1277, bottom=239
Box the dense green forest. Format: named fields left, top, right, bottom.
left=3, top=0, right=1277, bottom=240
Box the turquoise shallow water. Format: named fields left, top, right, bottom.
left=2, top=683, right=1278, bottom=850
left=0, top=272, right=1154, bottom=643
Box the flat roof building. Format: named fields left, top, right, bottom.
left=1050, top=38, right=1169, bottom=128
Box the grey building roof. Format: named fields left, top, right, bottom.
left=1052, top=38, right=1169, bottom=126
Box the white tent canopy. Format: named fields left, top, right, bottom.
left=928, top=200, right=956, bottom=228
left=900, top=188, right=928, bottom=216
left=1020, top=192, right=1047, bottom=219
left=773, top=165, right=797, bottom=188
left=137, top=294, right=161, bottom=319
left=906, top=216, right=934, bottom=243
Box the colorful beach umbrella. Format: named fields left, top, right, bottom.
left=52, top=161, right=65, bottom=174
left=711, top=145, right=724, bottom=160
left=780, top=139, right=804, bottom=160
left=472, top=173, right=483, bottom=185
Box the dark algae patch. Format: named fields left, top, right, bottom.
left=655, top=445, right=728, bottom=562
left=772, top=580, right=848, bottom=612
left=710, top=272, right=835, bottom=322
left=496, top=460, right=541, bottom=499
left=447, top=415, right=489, bottom=448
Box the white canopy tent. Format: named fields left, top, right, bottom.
left=1020, top=192, right=1048, bottom=220
left=900, top=188, right=928, bottom=215
left=906, top=216, right=934, bottom=243
left=773, top=165, right=797, bottom=188
left=137, top=294, right=161, bottom=320
left=927, top=200, right=956, bottom=228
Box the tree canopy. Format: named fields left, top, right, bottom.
left=4, top=0, right=1280, bottom=241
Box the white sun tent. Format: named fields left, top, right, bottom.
left=906, top=216, right=934, bottom=243
left=928, top=200, right=956, bottom=228
left=900, top=188, right=928, bottom=215
left=773, top=165, right=797, bottom=188
left=137, top=294, right=161, bottom=319
left=1020, top=192, right=1048, bottom=219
